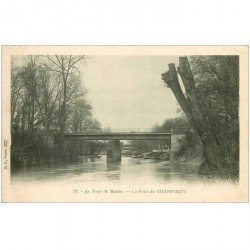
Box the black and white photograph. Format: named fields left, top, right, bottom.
left=1, top=1, right=250, bottom=250
left=2, top=46, right=248, bottom=202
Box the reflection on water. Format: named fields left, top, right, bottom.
left=107, top=162, right=121, bottom=181
left=12, top=156, right=203, bottom=185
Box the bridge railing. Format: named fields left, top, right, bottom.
left=108, top=128, right=191, bottom=133
left=107, top=128, right=172, bottom=133
left=34, top=127, right=191, bottom=136
left=108, top=128, right=154, bottom=133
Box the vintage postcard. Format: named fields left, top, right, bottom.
left=1, top=46, right=248, bottom=202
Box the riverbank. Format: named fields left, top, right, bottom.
left=122, top=149, right=170, bottom=160
left=172, top=157, right=202, bottom=175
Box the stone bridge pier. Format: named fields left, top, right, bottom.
left=106, top=140, right=121, bottom=163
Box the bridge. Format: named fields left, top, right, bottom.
left=62, top=132, right=172, bottom=163
left=63, top=132, right=171, bottom=141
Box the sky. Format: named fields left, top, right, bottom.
left=80, top=56, right=181, bottom=130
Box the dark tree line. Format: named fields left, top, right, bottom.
left=129, top=116, right=192, bottom=153
left=152, top=116, right=190, bottom=133
left=153, top=116, right=202, bottom=161
left=11, top=55, right=103, bottom=168
left=162, top=56, right=239, bottom=179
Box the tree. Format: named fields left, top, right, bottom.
left=11, top=61, right=23, bottom=133
left=161, top=56, right=239, bottom=178
left=46, top=55, right=85, bottom=133
left=11, top=55, right=104, bottom=167
left=152, top=115, right=190, bottom=133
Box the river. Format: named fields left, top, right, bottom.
left=10, top=156, right=240, bottom=202
left=11, top=155, right=203, bottom=185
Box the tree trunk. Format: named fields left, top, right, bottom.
left=162, top=57, right=223, bottom=172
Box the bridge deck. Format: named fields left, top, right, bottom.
left=63, top=132, right=171, bottom=140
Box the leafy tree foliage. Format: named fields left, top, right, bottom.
left=11, top=55, right=103, bottom=168
left=162, top=56, right=239, bottom=179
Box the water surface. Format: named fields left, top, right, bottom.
left=12, top=156, right=203, bottom=185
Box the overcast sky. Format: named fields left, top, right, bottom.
left=80, top=56, right=180, bottom=130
